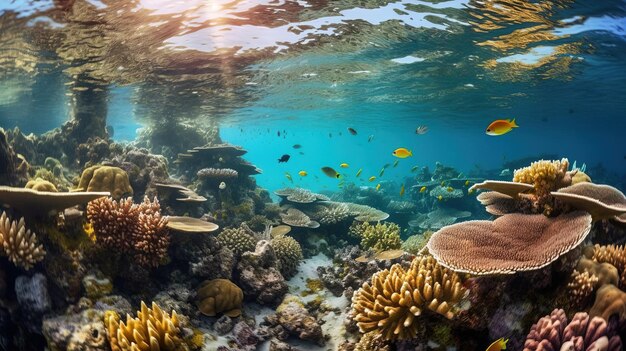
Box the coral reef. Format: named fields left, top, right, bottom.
left=513, top=158, right=570, bottom=197
left=0, top=211, right=45, bottom=269
left=197, top=167, right=239, bottom=181
left=351, top=255, right=466, bottom=340
left=589, top=284, right=626, bottom=323
left=265, top=296, right=324, bottom=345
left=25, top=177, right=58, bottom=192
left=270, top=234, right=303, bottom=279
left=348, top=221, right=402, bottom=252
left=87, top=196, right=169, bottom=267
left=401, top=230, right=434, bottom=254
left=236, top=241, right=288, bottom=305
left=196, top=279, right=243, bottom=317
left=310, top=202, right=351, bottom=225
left=592, top=244, right=626, bottom=286
left=354, top=332, right=390, bottom=351
left=216, top=224, right=257, bottom=257
left=280, top=208, right=320, bottom=228
left=76, top=165, right=133, bottom=199
left=275, top=187, right=329, bottom=204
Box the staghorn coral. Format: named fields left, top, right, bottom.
left=0, top=211, right=45, bottom=270
left=196, top=167, right=239, bottom=181
left=280, top=208, right=320, bottom=228
left=76, top=165, right=133, bottom=199
left=311, top=202, right=350, bottom=225
left=351, top=255, right=466, bottom=340
left=270, top=234, right=303, bottom=279
left=513, top=158, right=570, bottom=197
left=427, top=211, right=592, bottom=275
left=401, top=230, right=434, bottom=255
left=523, top=309, right=622, bottom=351
left=349, top=221, right=402, bottom=252
left=216, top=224, right=257, bottom=256
left=25, top=177, right=58, bottom=192
left=196, top=279, right=243, bottom=317
left=87, top=197, right=169, bottom=268
left=105, top=301, right=187, bottom=351
left=592, top=244, right=626, bottom=287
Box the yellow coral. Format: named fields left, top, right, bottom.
left=0, top=212, right=45, bottom=270
left=592, top=244, right=626, bottom=287
left=351, top=255, right=466, bottom=340
left=105, top=301, right=187, bottom=351
left=349, top=221, right=402, bottom=252
left=513, top=158, right=569, bottom=197
left=25, top=177, right=58, bottom=192
left=75, top=165, right=133, bottom=199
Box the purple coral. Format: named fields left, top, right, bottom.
left=523, top=309, right=622, bottom=351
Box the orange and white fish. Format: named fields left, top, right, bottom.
left=486, top=337, right=508, bottom=351
left=486, top=119, right=518, bottom=136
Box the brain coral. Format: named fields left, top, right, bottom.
left=196, top=279, right=243, bottom=317
left=25, top=177, right=58, bottom=192
left=427, top=211, right=591, bottom=275
left=76, top=165, right=133, bottom=199
left=270, top=234, right=303, bottom=279
left=351, top=255, right=466, bottom=340
left=0, top=211, right=45, bottom=270
left=105, top=301, right=187, bottom=351
left=87, top=197, right=169, bottom=268
left=349, top=221, right=402, bottom=252
left=216, top=224, right=257, bottom=256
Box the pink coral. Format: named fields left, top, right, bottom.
left=87, top=196, right=169, bottom=267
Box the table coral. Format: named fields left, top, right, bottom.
left=105, top=301, right=187, bottom=351
left=196, top=279, right=243, bottom=317
left=76, top=165, right=133, bottom=199
left=351, top=255, right=466, bottom=340
left=0, top=211, right=45, bottom=270
left=86, top=197, right=169, bottom=268
left=348, top=221, right=402, bottom=252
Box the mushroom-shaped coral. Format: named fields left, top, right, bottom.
left=470, top=180, right=534, bottom=198
left=216, top=224, right=257, bottom=256
left=275, top=187, right=329, bottom=204
left=0, top=186, right=108, bottom=216
left=280, top=208, right=320, bottom=228
left=349, top=221, right=402, bottom=252
left=25, top=177, right=58, bottom=192
left=476, top=191, right=519, bottom=216
left=513, top=158, right=570, bottom=197
left=196, top=279, right=243, bottom=317
left=552, top=182, right=626, bottom=222
left=427, top=211, right=592, bottom=275
left=351, top=255, right=466, bottom=340
left=166, top=216, right=219, bottom=233
left=105, top=301, right=187, bottom=351
left=270, top=234, right=303, bottom=279
left=0, top=211, right=45, bottom=270
left=76, top=165, right=133, bottom=199
left=87, top=197, right=169, bottom=268
left=523, top=309, right=622, bottom=351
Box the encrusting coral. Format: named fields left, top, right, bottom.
left=354, top=332, right=390, bottom=351
left=196, top=279, right=243, bottom=317
left=591, top=244, right=626, bottom=287
left=87, top=196, right=169, bottom=267
left=76, top=165, right=133, bottom=199
left=270, top=233, right=303, bottom=279
left=349, top=221, right=402, bottom=252
left=351, top=255, right=466, bottom=340
left=25, top=177, right=58, bottom=192
left=216, top=224, right=257, bottom=257
left=589, top=284, right=626, bottom=323
left=105, top=301, right=188, bottom=351
left=0, top=211, right=45, bottom=270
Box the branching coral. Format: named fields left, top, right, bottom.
left=76, top=165, right=133, bottom=199
left=592, top=244, right=626, bottom=287
left=513, top=158, right=570, bottom=197
left=568, top=270, right=599, bottom=306
left=351, top=255, right=466, bottom=340
left=523, top=309, right=622, bottom=351
left=0, top=211, right=45, bottom=270
left=349, top=221, right=402, bottom=252
left=87, top=197, right=169, bottom=267
left=216, top=224, right=257, bottom=256
left=270, top=234, right=303, bottom=279
left=105, top=301, right=187, bottom=351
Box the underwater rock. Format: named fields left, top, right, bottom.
left=76, top=137, right=110, bottom=168
left=274, top=297, right=324, bottom=345
left=236, top=240, right=287, bottom=306
left=107, top=147, right=169, bottom=200
left=184, top=237, right=236, bottom=281
left=15, top=273, right=52, bottom=333
left=42, top=308, right=108, bottom=351
left=82, top=274, right=113, bottom=300
left=488, top=301, right=532, bottom=351
left=213, top=315, right=235, bottom=335
left=153, top=283, right=195, bottom=318
left=269, top=339, right=302, bottom=351
left=0, top=129, right=28, bottom=186
left=230, top=321, right=261, bottom=351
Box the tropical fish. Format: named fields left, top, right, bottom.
left=486, top=119, right=518, bottom=136
left=486, top=337, right=509, bottom=351
left=299, top=151, right=305, bottom=155
left=420, top=186, right=427, bottom=193
left=400, top=184, right=405, bottom=197
left=278, top=154, right=290, bottom=163
left=369, top=176, right=376, bottom=182
left=447, top=186, right=454, bottom=192
left=321, top=167, right=341, bottom=178
left=356, top=168, right=363, bottom=177
left=379, top=168, right=385, bottom=177
left=438, top=195, right=443, bottom=201
left=376, top=183, right=381, bottom=191
left=411, top=165, right=420, bottom=172
left=392, top=148, right=413, bottom=158
left=464, top=180, right=470, bottom=186
left=348, top=127, right=357, bottom=135
left=415, top=125, right=428, bottom=135
left=499, top=168, right=511, bottom=177
left=383, top=163, right=391, bottom=169
left=285, top=172, right=293, bottom=182
left=393, top=160, right=399, bottom=168
left=293, top=144, right=302, bottom=149
left=340, top=163, right=349, bottom=168
left=368, top=135, right=374, bottom=142
left=298, top=170, right=308, bottom=177
left=277, top=131, right=281, bottom=137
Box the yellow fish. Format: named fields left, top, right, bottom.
left=376, top=183, right=381, bottom=191
left=447, top=186, right=454, bottom=192
left=340, top=163, right=349, bottom=168
left=369, top=176, right=376, bottom=182
left=285, top=172, right=293, bottom=182
left=486, top=337, right=509, bottom=351
left=486, top=118, right=518, bottom=136
left=321, top=167, right=341, bottom=179
left=469, top=188, right=475, bottom=194
left=420, top=186, right=427, bottom=193
left=356, top=168, right=362, bottom=177
left=400, top=184, right=405, bottom=197
left=298, top=170, right=307, bottom=177
left=379, top=168, right=385, bottom=177
left=393, top=160, right=399, bottom=168
left=438, top=195, right=443, bottom=201
left=464, top=180, right=470, bottom=186
left=392, top=148, right=413, bottom=158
